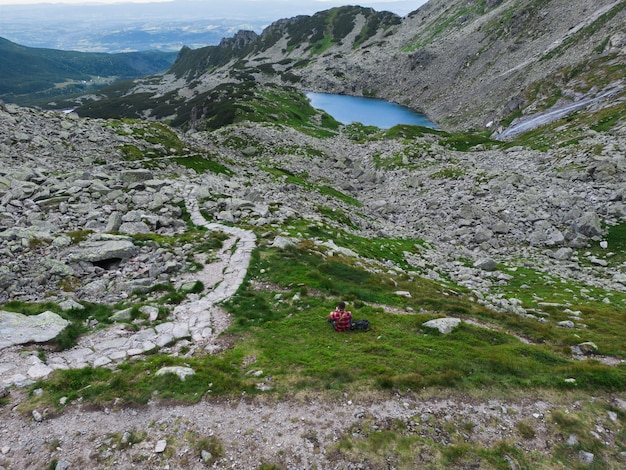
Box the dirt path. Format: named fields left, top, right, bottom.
left=0, top=388, right=580, bottom=469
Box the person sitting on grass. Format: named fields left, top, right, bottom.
left=328, top=301, right=352, bottom=332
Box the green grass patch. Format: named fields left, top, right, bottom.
left=585, top=222, right=626, bottom=267
left=19, top=235, right=626, bottom=411
left=172, top=154, right=233, bottom=175
left=27, top=352, right=255, bottom=409
left=317, top=206, right=359, bottom=229
left=318, top=185, right=362, bottom=207
left=485, top=263, right=626, bottom=356
left=438, top=131, right=501, bottom=151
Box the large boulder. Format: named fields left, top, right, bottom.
left=0, top=310, right=69, bottom=349
left=120, top=169, right=153, bottom=184
left=571, top=211, right=603, bottom=239
left=423, top=318, right=461, bottom=334
left=69, top=235, right=138, bottom=263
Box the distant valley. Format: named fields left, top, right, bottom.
left=0, top=37, right=178, bottom=107
left=2, top=17, right=266, bottom=54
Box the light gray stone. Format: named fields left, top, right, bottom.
left=572, top=211, right=602, bottom=239
left=579, top=451, right=594, bottom=464
left=27, top=363, right=53, bottom=379
left=121, top=169, right=153, bottom=183
left=577, top=341, right=598, bottom=355
left=58, top=298, right=84, bottom=311
left=551, top=247, right=573, bottom=260
left=271, top=236, right=294, bottom=249
left=70, top=237, right=137, bottom=263
left=474, top=258, right=497, bottom=271
left=110, top=308, right=133, bottom=322
left=423, top=318, right=461, bottom=334
left=0, top=310, right=70, bottom=349
left=119, top=221, right=151, bottom=234
left=55, top=459, right=71, bottom=470
left=139, top=305, right=160, bottom=322
left=155, top=366, right=195, bottom=381
left=154, top=439, right=167, bottom=453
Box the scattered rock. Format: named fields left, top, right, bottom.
left=577, top=341, right=598, bottom=355
left=422, top=318, right=461, bottom=334
left=154, top=440, right=167, bottom=453
left=155, top=366, right=196, bottom=381
left=58, top=298, right=84, bottom=311
left=474, top=258, right=497, bottom=271
left=55, top=460, right=71, bottom=470
left=579, top=450, right=594, bottom=464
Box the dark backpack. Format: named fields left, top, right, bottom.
left=350, top=320, right=370, bottom=331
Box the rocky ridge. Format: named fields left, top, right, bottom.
left=76, top=0, right=626, bottom=133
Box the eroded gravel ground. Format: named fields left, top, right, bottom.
left=2, top=388, right=626, bottom=469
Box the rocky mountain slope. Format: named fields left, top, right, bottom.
left=1, top=82, right=626, bottom=466
left=75, top=0, right=626, bottom=133
left=1, top=0, right=626, bottom=468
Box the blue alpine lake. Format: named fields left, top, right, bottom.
left=306, top=92, right=438, bottom=129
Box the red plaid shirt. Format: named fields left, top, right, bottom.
left=329, top=309, right=352, bottom=332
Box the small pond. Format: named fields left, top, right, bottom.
left=306, top=92, right=438, bottom=129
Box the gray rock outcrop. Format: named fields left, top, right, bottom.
left=0, top=310, right=69, bottom=349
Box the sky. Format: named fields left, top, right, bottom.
left=0, top=0, right=419, bottom=6
left=0, top=0, right=170, bottom=3
left=0, top=0, right=427, bottom=17
left=0, top=0, right=427, bottom=19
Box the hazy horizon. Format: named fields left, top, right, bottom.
left=0, top=0, right=428, bottom=52
left=0, top=0, right=425, bottom=15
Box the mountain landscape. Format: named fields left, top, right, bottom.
left=74, top=0, right=626, bottom=133
left=1, top=0, right=626, bottom=468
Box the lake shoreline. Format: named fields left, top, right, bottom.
left=305, top=91, right=438, bottom=130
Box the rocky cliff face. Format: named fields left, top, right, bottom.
left=76, top=0, right=625, bottom=133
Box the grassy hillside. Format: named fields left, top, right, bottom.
left=0, top=37, right=177, bottom=106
